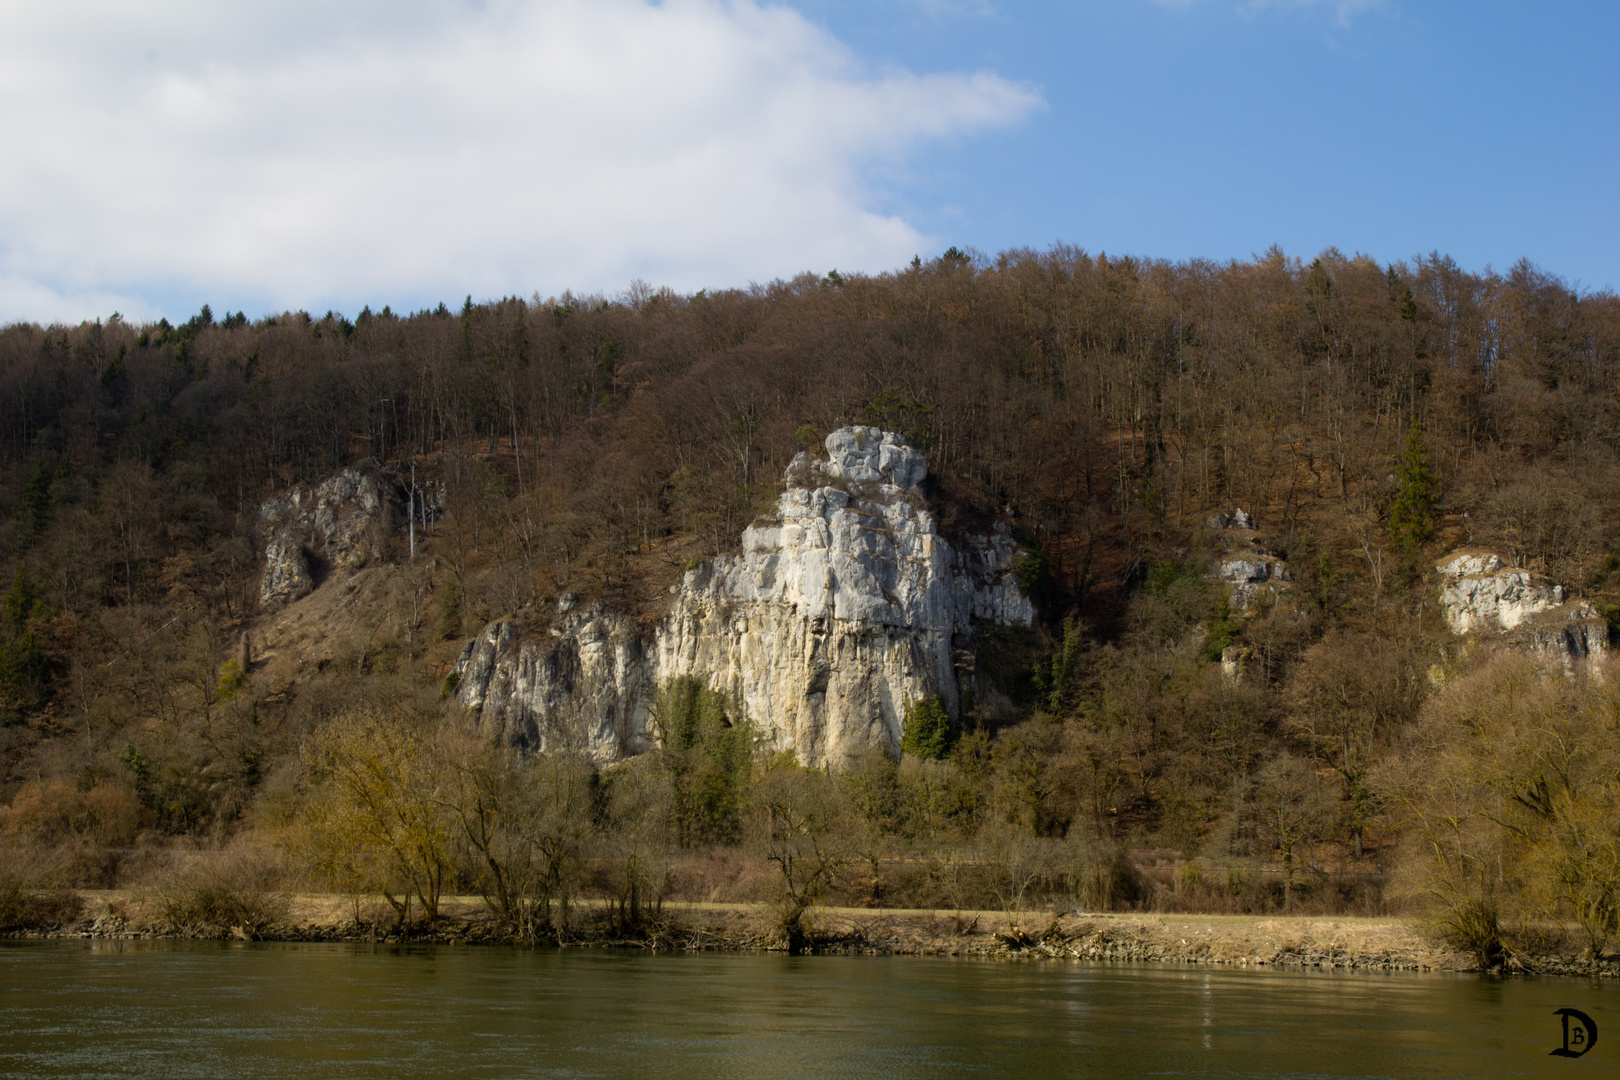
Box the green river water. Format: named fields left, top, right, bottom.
left=0, top=940, right=1612, bottom=1078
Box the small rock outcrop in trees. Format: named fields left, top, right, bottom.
left=1435, top=551, right=1608, bottom=671
left=257, top=467, right=405, bottom=609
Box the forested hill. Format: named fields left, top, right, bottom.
left=3, top=246, right=1620, bottom=940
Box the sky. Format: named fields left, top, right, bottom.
left=0, top=0, right=1614, bottom=324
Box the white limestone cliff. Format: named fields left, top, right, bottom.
left=454, top=604, right=654, bottom=762
left=1435, top=552, right=1564, bottom=633
left=454, top=426, right=1034, bottom=766
left=1435, top=550, right=1607, bottom=670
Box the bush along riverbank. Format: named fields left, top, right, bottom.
left=8, top=891, right=1620, bottom=977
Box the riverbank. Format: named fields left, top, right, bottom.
left=6, top=893, right=1613, bottom=977
left=11, top=890, right=1619, bottom=976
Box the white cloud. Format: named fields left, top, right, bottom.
left=0, top=0, right=1039, bottom=322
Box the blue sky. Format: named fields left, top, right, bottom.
left=0, top=1, right=1614, bottom=323
left=804, top=0, right=1619, bottom=291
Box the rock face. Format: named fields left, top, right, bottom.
left=260, top=536, right=315, bottom=608
left=455, top=605, right=654, bottom=761
left=1522, top=604, right=1610, bottom=669
left=1204, top=510, right=1289, bottom=612
left=1435, top=552, right=1563, bottom=633
left=258, top=467, right=401, bottom=608
left=1435, top=550, right=1608, bottom=670
left=659, top=427, right=1032, bottom=765
left=455, top=426, right=1034, bottom=766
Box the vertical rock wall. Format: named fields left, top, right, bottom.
left=455, top=427, right=1033, bottom=766
left=259, top=467, right=401, bottom=608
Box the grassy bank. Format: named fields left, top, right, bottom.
left=10, top=891, right=1620, bottom=978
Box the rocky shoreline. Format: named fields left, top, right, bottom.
left=9, top=894, right=1619, bottom=977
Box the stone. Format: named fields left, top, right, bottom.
left=1523, top=602, right=1610, bottom=671
left=1203, top=510, right=1287, bottom=612
left=1220, top=645, right=1250, bottom=683
left=1436, top=552, right=1502, bottom=578
left=1434, top=549, right=1608, bottom=671
left=455, top=608, right=653, bottom=761
left=257, top=465, right=404, bottom=609
left=259, top=536, right=313, bottom=607
left=455, top=427, right=1033, bottom=766
left=659, top=480, right=1032, bottom=766
left=818, top=426, right=927, bottom=490
left=1215, top=557, right=1272, bottom=584
left=1435, top=553, right=1563, bottom=633
left=1207, top=509, right=1254, bottom=531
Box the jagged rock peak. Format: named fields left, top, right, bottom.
left=787, top=426, right=927, bottom=491
left=659, top=437, right=1031, bottom=763
left=455, top=427, right=1033, bottom=767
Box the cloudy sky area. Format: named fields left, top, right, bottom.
left=1, top=0, right=1614, bottom=323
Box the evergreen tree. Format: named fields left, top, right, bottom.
left=900, top=694, right=953, bottom=760
left=1389, top=418, right=1440, bottom=578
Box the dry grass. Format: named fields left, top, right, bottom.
left=134, top=848, right=290, bottom=937
left=0, top=846, right=85, bottom=930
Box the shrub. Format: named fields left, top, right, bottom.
left=655, top=677, right=757, bottom=846
left=1434, top=898, right=1504, bottom=969
left=901, top=694, right=953, bottom=760
left=0, top=848, right=83, bottom=930
left=142, top=849, right=288, bottom=937
left=1, top=779, right=140, bottom=849
left=0, top=880, right=83, bottom=931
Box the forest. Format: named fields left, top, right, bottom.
left=2, top=244, right=1620, bottom=963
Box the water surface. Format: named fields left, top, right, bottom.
left=0, top=940, right=1611, bottom=1078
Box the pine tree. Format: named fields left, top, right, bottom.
left=1389, top=418, right=1440, bottom=578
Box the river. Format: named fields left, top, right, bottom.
left=0, top=940, right=1610, bottom=1078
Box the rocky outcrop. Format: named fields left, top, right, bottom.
left=455, top=604, right=655, bottom=761
left=260, top=536, right=315, bottom=607
left=1435, top=551, right=1608, bottom=670
left=1205, top=510, right=1289, bottom=612
left=258, top=467, right=402, bottom=608
left=1206, top=509, right=1254, bottom=532
left=659, top=429, right=1032, bottom=765
left=1521, top=603, right=1610, bottom=669
left=455, top=427, right=1034, bottom=766
left=1435, top=552, right=1564, bottom=633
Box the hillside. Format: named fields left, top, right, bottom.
left=3, top=245, right=1620, bottom=960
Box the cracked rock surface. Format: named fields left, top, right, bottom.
left=456, top=427, right=1033, bottom=766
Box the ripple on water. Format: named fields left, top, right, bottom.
left=0, top=940, right=1611, bottom=1079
